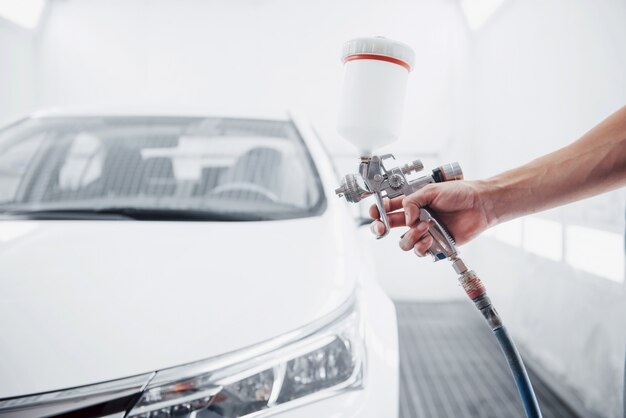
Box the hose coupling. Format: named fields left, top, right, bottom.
left=457, top=269, right=486, bottom=300
left=472, top=294, right=503, bottom=331
left=450, top=257, right=468, bottom=274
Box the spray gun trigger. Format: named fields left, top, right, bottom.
left=374, top=192, right=391, bottom=239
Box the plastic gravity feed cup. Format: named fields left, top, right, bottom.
left=337, top=37, right=415, bottom=157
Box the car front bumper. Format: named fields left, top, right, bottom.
left=0, top=281, right=398, bottom=418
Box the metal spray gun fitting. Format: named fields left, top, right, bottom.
left=335, top=154, right=462, bottom=262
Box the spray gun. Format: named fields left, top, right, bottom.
left=335, top=154, right=462, bottom=260
left=335, top=37, right=542, bottom=418
left=334, top=155, right=480, bottom=305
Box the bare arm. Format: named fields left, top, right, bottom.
left=370, top=105, right=626, bottom=255
left=484, top=105, right=626, bottom=224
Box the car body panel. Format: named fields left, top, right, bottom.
left=0, top=215, right=355, bottom=398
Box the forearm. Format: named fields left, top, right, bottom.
left=482, top=105, right=626, bottom=225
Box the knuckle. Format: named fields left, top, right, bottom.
left=402, top=196, right=418, bottom=209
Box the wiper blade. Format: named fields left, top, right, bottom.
left=97, top=207, right=273, bottom=221
left=0, top=207, right=272, bottom=222
left=0, top=208, right=132, bottom=220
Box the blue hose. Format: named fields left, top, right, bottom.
left=461, top=272, right=543, bottom=418
left=493, top=325, right=543, bottom=418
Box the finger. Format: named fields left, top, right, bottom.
left=369, top=212, right=407, bottom=236
left=369, top=220, right=386, bottom=237
left=398, top=221, right=430, bottom=251
left=386, top=212, right=407, bottom=229
left=403, top=184, right=437, bottom=226
left=369, top=196, right=405, bottom=219
left=368, top=204, right=378, bottom=219
left=414, top=235, right=434, bottom=257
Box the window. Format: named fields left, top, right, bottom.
left=0, top=117, right=325, bottom=220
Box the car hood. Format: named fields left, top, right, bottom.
left=0, top=215, right=356, bottom=398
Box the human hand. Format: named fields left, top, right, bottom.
left=369, top=180, right=495, bottom=256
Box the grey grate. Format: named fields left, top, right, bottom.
left=396, top=301, right=580, bottom=418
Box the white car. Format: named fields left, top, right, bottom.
left=0, top=111, right=398, bottom=418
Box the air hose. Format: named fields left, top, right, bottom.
left=454, top=260, right=543, bottom=418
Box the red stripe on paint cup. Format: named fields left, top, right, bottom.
left=344, top=53, right=411, bottom=71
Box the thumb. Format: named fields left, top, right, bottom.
left=403, top=184, right=437, bottom=226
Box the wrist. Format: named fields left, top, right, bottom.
left=474, top=178, right=505, bottom=228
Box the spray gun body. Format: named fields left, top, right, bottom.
left=335, top=154, right=463, bottom=261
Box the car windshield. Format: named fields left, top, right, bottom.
left=0, top=116, right=325, bottom=220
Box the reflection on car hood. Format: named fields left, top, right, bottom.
left=0, top=215, right=354, bottom=398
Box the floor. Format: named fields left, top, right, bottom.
left=396, top=301, right=580, bottom=418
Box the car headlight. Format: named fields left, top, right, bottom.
left=127, top=295, right=364, bottom=418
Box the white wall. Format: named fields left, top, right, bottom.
left=466, top=1, right=626, bottom=416
left=36, top=0, right=468, bottom=156
left=0, top=17, right=37, bottom=121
